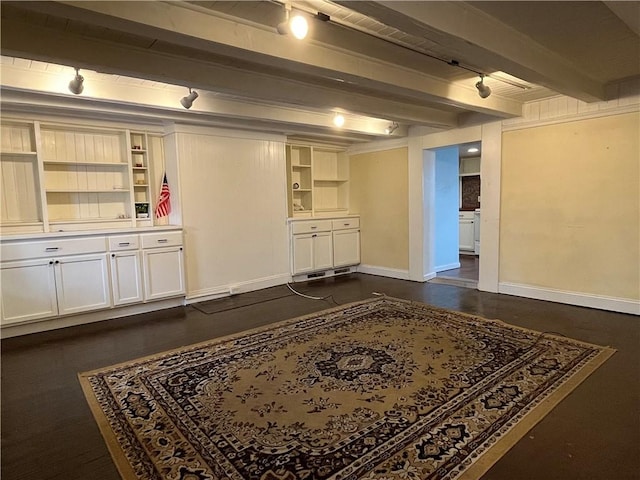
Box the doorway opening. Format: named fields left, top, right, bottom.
left=430, top=142, right=481, bottom=288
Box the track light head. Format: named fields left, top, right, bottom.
left=68, top=67, right=84, bottom=95
left=277, top=3, right=308, bottom=39
left=385, top=122, right=399, bottom=135
left=475, top=75, right=492, bottom=99
left=180, top=88, right=199, bottom=109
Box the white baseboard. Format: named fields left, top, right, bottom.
left=0, top=297, right=185, bottom=338
left=499, top=282, right=640, bottom=315
left=434, top=262, right=461, bottom=273
left=185, top=273, right=291, bottom=304
left=358, top=264, right=411, bottom=280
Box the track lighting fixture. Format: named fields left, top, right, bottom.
left=333, top=113, right=345, bottom=127
left=180, top=88, right=199, bottom=109
left=68, top=67, right=84, bottom=95
left=277, top=2, right=308, bottom=39
left=475, top=75, right=492, bottom=99
left=385, top=122, right=399, bottom=135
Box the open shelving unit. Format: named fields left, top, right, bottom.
left=130, top=131, right=153, bottom=227
left=285, top=144, right=349, bottom=218
left=0, top=119, right=160, bottom=233
left=0, top=120, right=44, bottom=234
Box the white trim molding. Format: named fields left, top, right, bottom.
left=0, top=297, right=185, bottom=339
left=358, top=265, right=412, bottom=281
left=499, top=282, right=640, bottom=315
left=185, top=273, right=291, bottom=304
left=434, top=262, right=461, bottom=273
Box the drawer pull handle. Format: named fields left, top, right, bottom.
left=157, top=239, right=168, bottom=243
left=118, top=242, right=130, bottom=246
left=45, top=247, right=59, bottom=252
left=344, top=223, right=350, bottom=226
left=310, top=226, right=317, bottom=229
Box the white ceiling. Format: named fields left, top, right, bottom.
left=1, top=1, right=638, bottom=145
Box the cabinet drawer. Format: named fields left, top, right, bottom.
left=332, top=218, right=360, bottom=231
left=140, top=231, right=183, bottom=249
left=291, top=220, right=332, bottom=234
left=1, top=236, right=107, bottom=261
left=459, top=211, right=475, bottom=220
left=108, top=235, right=140, bottom=251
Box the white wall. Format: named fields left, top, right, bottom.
left=433, top=146, right=460, bottom=272
left=166, top=125, right=290, bottom=300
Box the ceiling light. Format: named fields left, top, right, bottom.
left=333, top=114, right=345, bottom=127
left=180, top=88, right=199, bottom=109
left=68, top=67, right=84, bottom=95
left=467, top=147, right=479, bottom=153
left=290, top=15, right=308, bottom=39
left=475, top=75, right=492, bottom=99
left=385, top=122, right=399, bottom=135
left=277, top=2, right=308, bottom=39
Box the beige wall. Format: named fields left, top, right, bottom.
left=500, top=112, right=640, bottom=300
left=349, top=147, right=409, bottom=270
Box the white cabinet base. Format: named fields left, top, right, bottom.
left=143, top=246, right=185, bottom=301
left=1, top=259, right=58, bottom=325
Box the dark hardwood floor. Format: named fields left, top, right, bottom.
left=437, top=254, right=479, bottom=280
left=2, top=273, right=639, bottom=480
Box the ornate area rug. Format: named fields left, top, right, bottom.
left=79, top=297, right=614, bottom=480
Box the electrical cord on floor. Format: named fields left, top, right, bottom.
left=286, top=283, right=340, bottom=305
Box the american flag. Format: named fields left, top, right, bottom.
left=155, top=173, right=171, bottom=218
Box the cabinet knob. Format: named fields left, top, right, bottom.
left=54, top=260, right=60, bottom=264
left=312, top=234, right=317, bottom=238
left=49, top=260, right=54, bottom=265
left=111, top=253, right=116, bottom=258
left=179, top=247, right=183, bottom=251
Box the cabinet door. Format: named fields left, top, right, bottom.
left=143, top=247, right=185, bottom=301
left=1, top=259, right=58, bottom=325
left=459, top=219, right=475, bottom=251
left=313, top=232, right=333, bottom=271
left=333, top=229, right=360, bottom=268
left=55, top=253, right=111, bottom=315
left=292, top=234, right=315, bottom=274
left=110, top=251, right=143, bottom=306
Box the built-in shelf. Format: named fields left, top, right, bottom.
left=42, top=160, right=128, bottom=167
left=49, top=218, right=133, bottom=224
left=46, top=189, right=129, bottom=193
left=1, top=151, right=37, bottom=157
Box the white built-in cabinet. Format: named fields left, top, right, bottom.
left=108, top=235, right=144, bottom=306
left=459, top=211, right=475, bottom=252
left=290, top=217, right=360, bottom=277
left=0, top=229, right=184, bottom=328
left=0, top=119, right=160, bottom=234
left=286, top=144, right=349, bottom=218
left=0, top=237, right=111, bottom=324
left=141, top=231, right=185, bottom=300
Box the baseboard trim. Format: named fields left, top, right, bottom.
left=499, top=282, right=640, bottom=315
left=434, top=262, right=461, bottom=273
left=358, top=265, right=411, bottom=280
left=0, top=298, right=185, bottom=338
left=185, top=273, right=291, bottom=304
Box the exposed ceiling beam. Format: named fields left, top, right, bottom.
left=0, top=18, right=459, bottom=129
left=337, top=1, right=607, bottom=102
left=605, top=1, right=640, bottom=36
left=5, top=0, right=522, bottom=118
